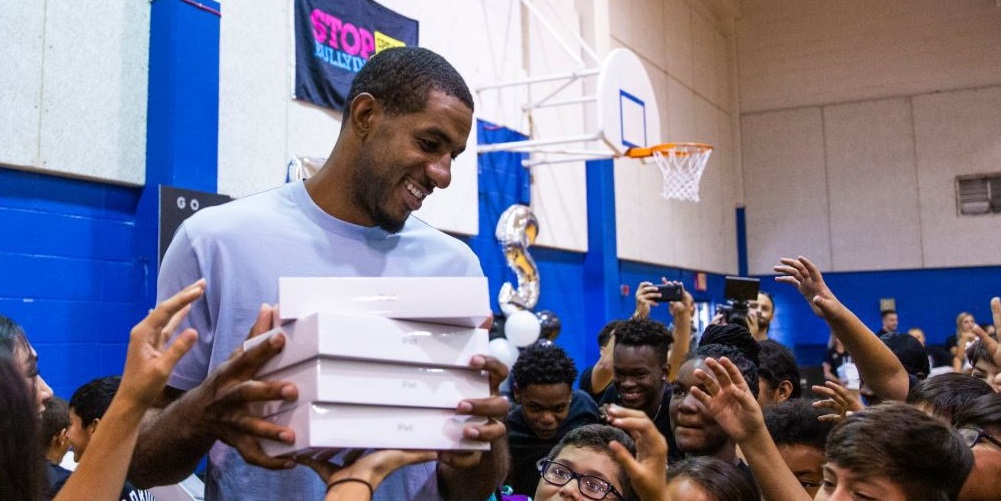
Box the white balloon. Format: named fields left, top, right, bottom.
left=489, top=338, right=520, bottom=368
left=505, top=310, right=541, bottom=347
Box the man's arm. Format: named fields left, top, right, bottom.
left=437, top=355, right=510, bottom=501
left=129, top=306, right=300, bottom=488
left=667, top=290, right=693, bottom=383
left=775, top=256, right=910, bottom=401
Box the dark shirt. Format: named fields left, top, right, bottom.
left=47, top=462, right=155, bottom=501
left=577, top=366, right=610, bottom=403
left=45, top=462, right=72, bottom=500
left=506, top=390, right=601, bottom=495
left=598, top=384, right=684, bottom=464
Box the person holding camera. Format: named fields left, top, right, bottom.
left=633, top=280, right=693, bottom=383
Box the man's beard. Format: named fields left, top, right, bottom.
left=350, top=157, right=407, bottom=234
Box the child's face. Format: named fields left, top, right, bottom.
left=814, top=463, right=907, bottom=501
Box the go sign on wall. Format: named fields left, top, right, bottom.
left=158, top=186, right=232, bottom=266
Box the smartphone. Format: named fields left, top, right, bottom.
left=654, top=283, right=684, bottom=303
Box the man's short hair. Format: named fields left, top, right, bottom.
left=826, top=402, right=973, bottom=501
left=40, top=396, right=70, bottom=446
left=343, top=47, right=473, bottom=121
left=666, top=456, right=760, bottom=501
left=954, top=392, right=1001, bottom=430
left=763, top=399, right=834, bottom=450
left=512, top=342, right=577, bottom=390
left=597, top=320, right=622, bottom=349
left=69, top=375, right=121, bottom=426
left=545, top=424, right=636, bottom=501
left=881, top=309, right=897, bottom=319
left=757, top=340, right=801, bottom=399
left=614, top=318, right=672, bottom=361
left=879, top=332, right=929, bottom=380
left=907, top=373, right=993, bottom=425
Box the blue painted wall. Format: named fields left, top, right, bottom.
left=763, top=266, right=1001, bottom=365
left=0, top=167, right=145, bottom=399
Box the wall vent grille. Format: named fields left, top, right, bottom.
left=957, top=174, right=1001, bottom=215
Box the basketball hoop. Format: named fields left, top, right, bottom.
left=625, top=143, right=713, bottom=202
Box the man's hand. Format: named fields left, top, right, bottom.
left=668, top=289, right=693, bottom=319
left=437, top=354, right=510, bottom=500
left=774, top=256, right=840, bottom=320
left=633, top=280, right=661, bottom=319
left=606, top=405, right=669, bottom=501
left=119, top=279, right=204, bottom=410
left=690, top=357, right=766, bottom=443
left=186, top=305, right=300, bottom=470
left=439, top=355, right=509, bottom=468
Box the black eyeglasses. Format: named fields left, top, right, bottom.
left=536, top=459, right=624, bottom=500
left=958, top=427, right=1001, bottom=449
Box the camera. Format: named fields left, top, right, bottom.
left=715, top=276, right=760, bottom=330
left=653, top=283, right=684, bottom=303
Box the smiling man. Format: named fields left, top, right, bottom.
left=506, top=342, right=599, bottom=495
left=599, top=318, right=682, bottom=463
left=133, top=47, right=510, bottom=501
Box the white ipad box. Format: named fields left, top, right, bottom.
left=260, top=403, right=490, bottom=457
left=252, top=357, right=490, bottom=417
left=245, top=313, right=490, bottom=376
left=277, top=276, right=491, bottom=328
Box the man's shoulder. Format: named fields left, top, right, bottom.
left=183, top=184, right=292, bottom=235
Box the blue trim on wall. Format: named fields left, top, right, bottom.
left=139, top=0, right=222, bottom=307
left=581, top=158, right=621, bottom=368
left=763, top=265, right=1001, bottom=365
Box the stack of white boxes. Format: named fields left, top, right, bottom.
left=246, top=277, right=493, bottom=457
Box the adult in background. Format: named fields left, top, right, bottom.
left=749, top=292, right=775, bottom=342
left=876, top=309, right=899, bottom=335
left=506, top=343, right=599, bottom=496
left=131, top=47, right=508, bottom=500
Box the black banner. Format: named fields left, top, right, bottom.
left=294, top=0, right=419, bottom=112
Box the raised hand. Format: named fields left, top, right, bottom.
left=690, top=357, right=765, bottom=443
left=633, top=280, right=662, bottom=319
left=973, top=297, right=1001, bottom=369
left=606, top=405, right=669, bottom=501
left=298, top=449, right=437, bottom=500
left=773, top=256, right=839, bottom=319
left=118, top=279, right=205, bottom=410
left=812, top=380, right=864, bottom=423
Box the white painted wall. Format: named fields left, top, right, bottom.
left=218, top=0, right=528, bottom=236
left=611, top=0, right=742, bottom=274
left=738, top=1, right=1001, bottom=274
left=0, top=0, right=149, bottom=185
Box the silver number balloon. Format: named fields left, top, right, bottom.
left=495, top=204, right=540, bottom=311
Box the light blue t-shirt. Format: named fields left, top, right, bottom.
left=158, top=181, right=483, bottom=501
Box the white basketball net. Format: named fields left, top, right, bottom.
left=652, top=145, right=712, bottom=202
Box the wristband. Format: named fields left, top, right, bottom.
left=326, top=478, right=374, bottom=497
